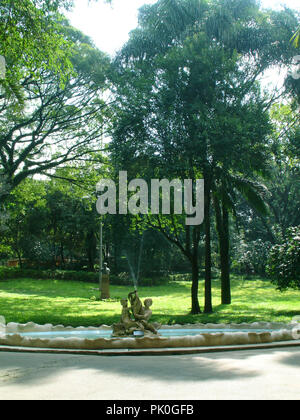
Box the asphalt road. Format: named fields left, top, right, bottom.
left=0, top=347, right=299, bottom=400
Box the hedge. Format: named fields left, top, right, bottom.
left=0, top=267, right=170, bottom=287
left=0, top=267, right=98, bottom=283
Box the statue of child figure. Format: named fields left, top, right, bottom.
left=112, top=291, right=161, bottom=337
left=128, top=291, right=160, bottom=335
left=112, top=298, right=140, bottom=337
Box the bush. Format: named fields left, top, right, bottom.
left=0, top=267, right=170, bottom=287
left=266, top=226, right=300, bottom=290
left=0, top=267, right=99, bottom=283
left=232, top=239, right=272, bottom=276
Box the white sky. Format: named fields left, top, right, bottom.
left=67, top=0, right=300, bottom=57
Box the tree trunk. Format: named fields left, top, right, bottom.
left=86, top=231, right=96, bottom=272
left=60, top=243, right=65, bottom=269
left=16, top=249, right=23, bottom=269
left=191, top=255, right=201, bottom=314
left=220, top=202, right=231, bottom=304
left=204, top=176, right=213, bottom=313
left=214, top=196, right=231, bottom=305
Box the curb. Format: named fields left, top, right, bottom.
left=1, top=340, right=300, bottom=357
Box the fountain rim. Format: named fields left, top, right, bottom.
left=1, top=320, right=300, bottom=357
left=1, top=320, right=297, bottom=334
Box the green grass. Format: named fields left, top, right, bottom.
left=0, top=276, right=299, bottom=327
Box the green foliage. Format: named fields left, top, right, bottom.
left=0, top=13, right=110, bottom=201
left=0, top=0, right=74, bottom=101
left=232, top=239, right=272, bottom=276
left=270, top=103, right=300, bottom=164
left=0, top=174, right=101, bottom=270
left=267, top=226, right=300, bottom=291
left=0, top=0, right=112, bottom=100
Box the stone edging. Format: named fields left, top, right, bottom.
left=0, top=321, right=299, bottom=350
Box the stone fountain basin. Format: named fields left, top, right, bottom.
left=0, top=322, right=299, bottom=350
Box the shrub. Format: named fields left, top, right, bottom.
left=0, top=267, right=170, bottom=287
left=266, top=226, right=300, bottom=290
left=232, top=239, right=272, bottom=276
left=0, top=267, right=99, bottom=283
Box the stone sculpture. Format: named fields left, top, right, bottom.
left=112, top=291, right=161, bottom=337
left=101, top=262, right=110, bottom=299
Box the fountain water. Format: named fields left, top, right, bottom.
left=124, top=232, right=145, bottom=291
left=136, top=233, right=144, bottom=286
left=124, top=250, right=138, bottom=291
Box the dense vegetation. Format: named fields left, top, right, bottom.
left=0, top=0, right=299, bottom=319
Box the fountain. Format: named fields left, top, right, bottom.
left=0, top=296, right=299, bottom=352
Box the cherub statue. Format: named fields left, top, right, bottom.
left=112, top=298, right=140, bottom=337
left=128, top=291, right=161, bottom=335
left=112, top=291, right=161, bottom=337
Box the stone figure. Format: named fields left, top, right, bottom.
left=128, top=290, right=143, bottom=318
left=112, top=298, right=140, bottom=337
left=112, top=291, right=161, bottom=337
left=101, top=262, right=110, bottom=299
left=102, top=262, right=110, bottom=275
left=134, top=298, right=159, bottom=335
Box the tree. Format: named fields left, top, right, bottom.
left=111, top=0, right=295, bottom=313
left=0, top=163, right=106, bottom=271
left=246, top=104, right=300, bottom=243
left=267, top=226, right=300, bottom=291
left=229, top=102, right=299, bottom=278
left=0, top=178, right=47, bottom=267
left=0, top=21, right=110, bottom=203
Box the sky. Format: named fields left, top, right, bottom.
left=66, top=0, right=300, bottom=57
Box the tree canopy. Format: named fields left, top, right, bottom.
left=110, top=0, right=299, bottom=313
left=0, top=0, right=299, bottom=317
left=0, top=15, right=111, bottom=202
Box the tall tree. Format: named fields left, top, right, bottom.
left=111, top=0, right=295, bottom=313
left=0, top=21, right=110, bottom=203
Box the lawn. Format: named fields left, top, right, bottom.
left=0, top=276, right=299, bottom=327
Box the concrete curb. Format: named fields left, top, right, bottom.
left=1, top=340, right=300, bottom=357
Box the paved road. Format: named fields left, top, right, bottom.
left=0, top=347, right=299, bottom=400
